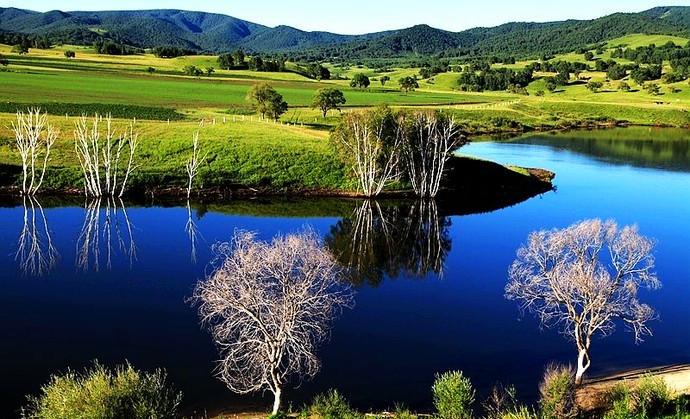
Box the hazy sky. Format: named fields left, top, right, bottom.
left=2, top=0, right=686, bottom=34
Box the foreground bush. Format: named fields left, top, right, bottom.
left=306, top=389, right=361, bottom=419
left=22, top=362, right=182, bottom=419
left=539, top=364, right=577, bottom=419
left=604, top=375, right=674, bottom=419
left=432, top=371, right=475, bottom=419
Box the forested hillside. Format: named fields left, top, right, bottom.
left=0, top=6, right=688, bottom=58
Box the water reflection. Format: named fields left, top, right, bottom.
left=15, top=197, right=58, bottom=276
left=502, top=128, right=690, bottom=172
left=326, top=199, right=451, bottom=286
left=76, top=198, right=137, bottom=272
left=185, top=201, right=204, bottom=264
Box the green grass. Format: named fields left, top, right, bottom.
left=0, top=102, right=183, bottom=120
left=0, top=114, right=353, bottom=192
left=606, top=33, right=690, bottom=49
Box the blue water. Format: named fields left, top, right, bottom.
left=1, top=129, right=689, bottom=416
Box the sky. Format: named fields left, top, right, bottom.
left=2, top=0, right=687, bottom=34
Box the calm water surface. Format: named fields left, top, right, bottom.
left=0, top=127, right=688, bottom=416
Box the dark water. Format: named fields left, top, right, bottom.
left=1, top=127, right=689, bottom=416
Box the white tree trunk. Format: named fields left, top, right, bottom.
left=576, top=348, right=590, bottom=385
left=271, top=387, right=282, bottom=415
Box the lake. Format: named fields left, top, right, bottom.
left=0, top=127, right=688, bottom=416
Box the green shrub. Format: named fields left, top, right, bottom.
left=603, top=375, right=673, bottom=419
left=393, top=403, right=417, bottom=419
left=500, top=406, right=540, bottom=419
left=538, top=364, right=577, bottom=419
left=268, top=412, right=290, bottom=419
left=308, top=389, right=360, bottom=419
left=22, top=362, right=182, bottom=419
left=432, top=371, right=475, bottom=419
left=484, top=384, right=519, bottom=419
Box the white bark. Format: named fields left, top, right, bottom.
left=12, top=109, right=57, bottom=195
left=336, top=112, right=402, bottom=197
left=15, top=196, right=58, bottom=276
left=185, top=132, right=207, bottom=199
left=403, top=112, right=462, bottom=198
left=506, top=219, right=659, bottom=385
left=74, top=115, right=139, bottom=198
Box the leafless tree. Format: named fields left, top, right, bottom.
left=15, top=196, right=58, bottom=276
left=505, top=219, right=660, bottom=384
left=74, top=115, right=139, bottom=198
left=402, top=111, right=463, bottom=198
left=193, top=230, right=354, bottom=415
left=12, top=109, right=57, bottom=195
left=76, top=198, right=137, bottom=271
left=333, top=108, right=403, bottom=197
left=186, top=132, right=207, bottom=199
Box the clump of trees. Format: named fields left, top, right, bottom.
left=350, top=73, right=371, bottom=89
left=312, top=88, right=346, bottom=117
left=246, top=83, right=288, bottom=121
left=12, top=109, right=57, bottom=196
left=183, top=65, right=204, bottom=77
left=306, top=63, right=330, bottom=80
left=506, top=219, right=659, bottom=384
left=74, top=115, right=139, bottom=198
left=458, top=66, right=533, bottom=92
left=12, top=44, right=29, bottom=55
left=93, top=39, right=141, bottom=55
left=332, top=107, right=463, bottom=197
left=193, top=230, right=353, bottom=415
left=399, top=76, right=419, bottom=93
left=63, top=50, right=75, bottom=59
left=153, top=45, right=194, bottom=58
left=631, top=65, right=663, bottom=85
left=586, top=80, right=604, bottom=92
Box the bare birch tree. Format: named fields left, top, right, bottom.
left=402, top=111, right=463, bottom=198
left=333, top=107, right=403, bottom=197
left=185, top=201, right=203, bottom=263
left=193, top=230, right=354, bottom=415
left=74, top=115, right=139, bottom=198
left=185, top=132, right=207, bottom=199
left=12, top=109, right=57, bottom=195
left=505, top=219, right=660, bottom=384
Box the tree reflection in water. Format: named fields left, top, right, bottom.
left=325, top=199, right=451, bottom=286
left=76, top=198, right=137, bottom=272
left=185, top=201, right=204, bottom=264
left=15, top=196, right=58, bottom=276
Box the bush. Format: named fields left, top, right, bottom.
left=308, top=389, right=360, bottom=419
left=604, top=376, right=674, bottom=419
left=432, top=371, right=475, bottom=419
left=538, top=364, right=577, bottom=419
left=22, top=362, right=182, bottom=419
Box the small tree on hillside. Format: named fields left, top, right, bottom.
left=183, top=65, right=203, bottom=77
left=506, top=219, right=660, bottom=384
left=312, top=88, right=346, bottom=117
left=350, top=73, right=370, bottom=89
left=380, top=75, right=391, bottom=86
left=205, top=67, right=215, bottom=77
left=246, top=83, right=288, bottom=121
left=399, top=76, right=420, bottom=93
left=586, top=80, right=604, bottom=92
left=193, top=230, right=353, bottom=415
left=12, top=44, right=29, bottom=55
left=0, top=54, right=8, bottom=67
left=64, top=50, right=76, bottom=59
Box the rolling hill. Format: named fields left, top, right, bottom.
left=0, top=6, right=689, bottom=58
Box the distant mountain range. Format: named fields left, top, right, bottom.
left=0, top=6, right=689, bottom=58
